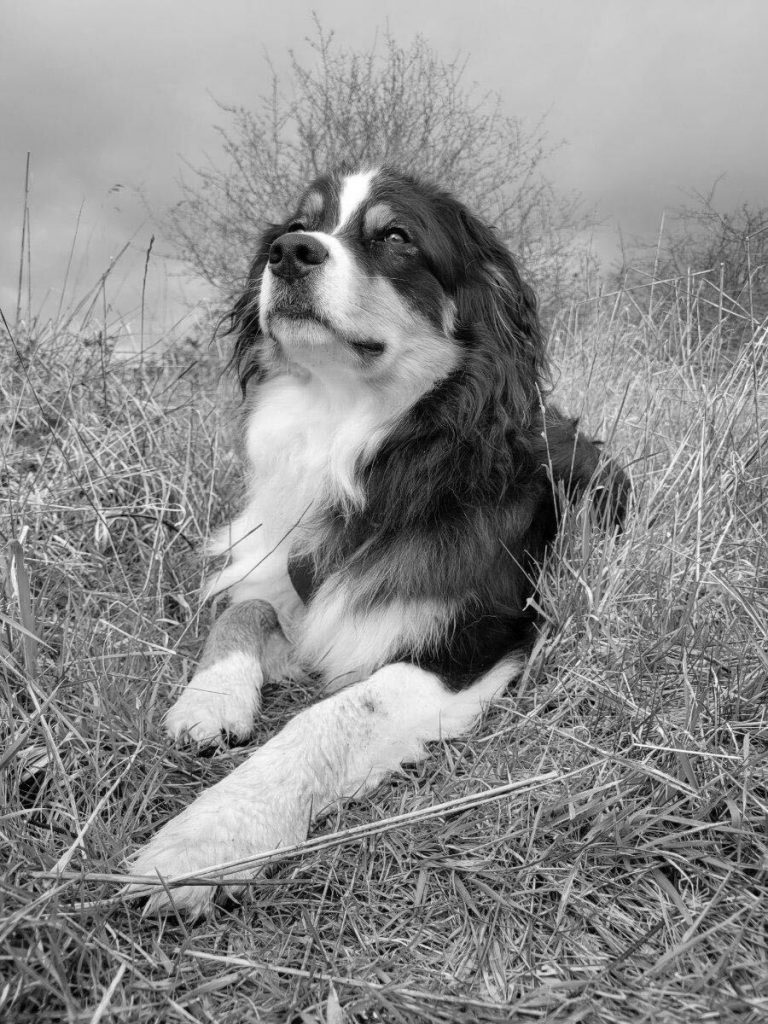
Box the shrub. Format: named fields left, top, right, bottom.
left=166, top=19, right=591, bottom=316
left=615, top=191, right=768, bottom=358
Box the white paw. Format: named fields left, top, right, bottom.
left=126, top=748, right=310, bottom=917
left=164, top=653, right=263, bottom=745
left=126, top=782, right=259, bottom=917
left=128, top=827, right=222, bottom=918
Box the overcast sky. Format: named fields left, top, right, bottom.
left=3, top=0, right=767, bottom=343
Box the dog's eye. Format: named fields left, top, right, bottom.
left=384, top=228, right=410, bottom=244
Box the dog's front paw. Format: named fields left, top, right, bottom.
left=126, top=747, right=310, bottom=917
left=164, top=654, right=263, bottom=745
left=128, top=825, right=222, bottom=917
left=127, top=785, right=263, bottom=917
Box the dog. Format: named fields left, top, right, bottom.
left=129, top=167, right=628, bottom=915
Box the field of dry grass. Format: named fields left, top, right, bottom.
left=1, top=275, right=766, bottom=1022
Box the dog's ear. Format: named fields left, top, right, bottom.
left=227, top=223, right=284, bottom=395
left=451, top=209, right=546, bottom=425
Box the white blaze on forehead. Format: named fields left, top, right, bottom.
left=334, top=170, right=377, bottom=232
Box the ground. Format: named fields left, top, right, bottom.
left=1, top=283, right=767, bottom=1022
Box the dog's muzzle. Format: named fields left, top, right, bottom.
left=269, top=232, right=329, bottom=282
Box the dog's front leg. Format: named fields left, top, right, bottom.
left=130, top=656, right=521, bottom=916
left=165, top=599, right=292, bottom=745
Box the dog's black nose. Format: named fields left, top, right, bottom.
left=269, top=232, right=328, bottom=281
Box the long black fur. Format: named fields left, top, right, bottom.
left=231, top=168, right=629, bottom=690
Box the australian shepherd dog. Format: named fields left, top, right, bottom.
left=130, top=167, right=628, bottom=915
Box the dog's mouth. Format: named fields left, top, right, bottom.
left=266, top=304, right=332, bottom=334
left=266, top=306, right=386, bottom=358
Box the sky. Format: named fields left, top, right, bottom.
left=2, top=0, right=767, bottom=345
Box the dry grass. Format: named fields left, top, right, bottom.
left=1, top=276, right=766, bottom=1023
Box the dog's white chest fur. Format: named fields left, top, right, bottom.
left=206, top=370, right=392, bottom=616
left=245, top=371, right=382, bottom=518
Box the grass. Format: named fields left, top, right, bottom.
left=1, top=268, right=766, bottom=1023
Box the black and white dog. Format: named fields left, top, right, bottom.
left=130, top=167, right=628, bottom=914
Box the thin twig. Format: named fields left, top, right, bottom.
left=15, top=152, right=30, bottom=331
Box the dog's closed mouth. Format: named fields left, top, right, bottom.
left=270, top=308, right=325, bottom=323
left=267, top=308, right=336, bottom=340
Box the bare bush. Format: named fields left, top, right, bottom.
left=617, top=188, right=768, bottom=355
left=167, top=20, right=591, bottom=314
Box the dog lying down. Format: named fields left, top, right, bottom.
left=128, top=167, right=629, bottom=915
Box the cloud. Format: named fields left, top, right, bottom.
left=2, top=0, right=766, bottom=337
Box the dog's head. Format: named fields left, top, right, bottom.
left=230, top=167, right=545, bottom=422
